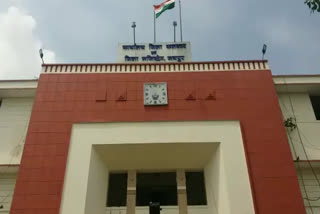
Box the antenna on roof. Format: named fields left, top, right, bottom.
left=39, top=49, right=44, bottom=64
left=262, top=44, right=267, bottom=60
left=173, top=21, right=177, bottom=43
left=131, top=22, right=136, bottom=45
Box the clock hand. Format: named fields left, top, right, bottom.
left=152, top=92, right=159, bottom=100
left=152, top=95, right=159, bottom=100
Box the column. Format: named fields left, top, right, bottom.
left=126, top=170, right=136, bottom=214
left=176, top=169, right=188, bottom=214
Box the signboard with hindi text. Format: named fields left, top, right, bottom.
left=117, top=42, right=192, bottom=63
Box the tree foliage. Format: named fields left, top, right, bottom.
left=305, top=0, right=320, bottom=12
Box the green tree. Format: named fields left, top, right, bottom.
left=305, top=0, right=320, bottom=12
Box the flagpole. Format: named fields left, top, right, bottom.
left=179, top=0, right=183, bottom=42
left=154, top=10, right=156, bottom=43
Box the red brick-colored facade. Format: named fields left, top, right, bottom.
left=10, top=70, right=306, bottom=214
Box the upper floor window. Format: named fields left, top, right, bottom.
left=107, top=173, right=127, bottom=207
left=106, top=171, right=208, bottom=207
left=136, top=172, right=177, bottom=206
left=310, top=96, right=320, bottom=120
left=186, top=171, right=207, bottom=205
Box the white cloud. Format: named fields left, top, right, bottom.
left=0, top=6, right=56, bottom=80
left=263, top=19, right=295, bottom=46
left=256, top=16, right=320, bottom=74
left=259, top=17, right=320, bottom=51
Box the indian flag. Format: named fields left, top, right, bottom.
left=154, top=0, right=175, bottom=18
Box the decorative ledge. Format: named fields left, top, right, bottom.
left=41, top=60, right=269, bottom=74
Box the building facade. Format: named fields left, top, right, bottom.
left=0, top=61, right=319, bottom=214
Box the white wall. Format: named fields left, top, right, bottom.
left=296, top=164, right=320, bottom=214
left=278, top=93, right=320, bottom=160
left=60, top=121, right=255, bottom=214
left=0, top=173, right=17, bottom=213
left=204, top=146, right=222, bottom=214
left=278, top=93, right=320, bottom=214
left=0, top=98, right=33, bottom=165
left=85, top=148, right=109, bottom=214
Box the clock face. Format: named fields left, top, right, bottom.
left=144, top=83, right=168, bottom=106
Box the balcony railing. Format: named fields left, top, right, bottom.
left=41, top=60, right=269, bottom=74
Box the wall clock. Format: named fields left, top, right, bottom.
left=144, top=82, right=168, bottom=106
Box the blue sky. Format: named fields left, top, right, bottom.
left=0, top=0, right=319, bottom=79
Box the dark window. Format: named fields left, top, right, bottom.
left=310, top=96, right=320, bottom=120
left=136, top=172, right=177, bottom=206
left=186, top=171, right=207, bottom=205
left=0, top=99, right=2, bottom=108
left=107, top=173, right=127, bottom=207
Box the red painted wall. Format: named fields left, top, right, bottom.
left=10, top=70, right=306, bottom=214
